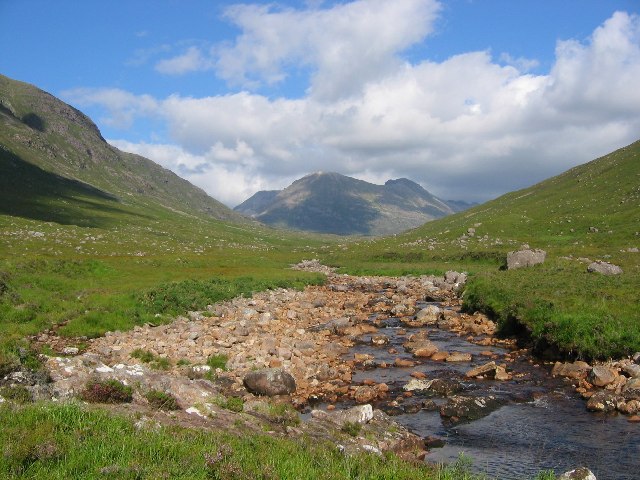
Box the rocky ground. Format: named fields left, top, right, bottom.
left=2, top=260, right=639, bottom=465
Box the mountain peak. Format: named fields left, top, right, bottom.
left=235, top=172, right=472, bottom=236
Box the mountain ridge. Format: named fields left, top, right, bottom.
left=235, top=171, right=473, bottom=236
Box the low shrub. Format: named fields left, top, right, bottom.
left=81, top=379, right=133, bottom=403
left=341, top=421, right=362, bottom=437
left=0, top=385, right=32, bottom=404
left=144, top=389, right=179, bottom=410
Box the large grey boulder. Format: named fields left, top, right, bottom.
left=243, top=368, right=296, bottom=396
left=506, top=249, right=546, bottom=270
left=587, top=261, right=623, bottom=275
left=440, top=395, right=502, bottom=422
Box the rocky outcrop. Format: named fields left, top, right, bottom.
left=506, top=248, right=547, bottom=269
left=587, top=261, right=623, bottom=275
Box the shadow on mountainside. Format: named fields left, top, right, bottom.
left=260, top=194, right=380, bottom=235
left=0, top=149, right=146, bottom=228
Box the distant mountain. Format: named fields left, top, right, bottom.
left=0, top=74, right=241, bottom=226
left=234, top=172, right=474, bottom=235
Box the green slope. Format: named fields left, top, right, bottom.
left=0, top=74, right=241, bottom=225
left=326, top=141, right=640, bottom=359
left=0, top=74, right=331, bottom=362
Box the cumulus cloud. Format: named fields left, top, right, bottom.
left=156, top=0, right=441, bottom=100
left=69, top=8, right=640, bottom=206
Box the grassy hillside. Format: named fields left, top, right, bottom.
left=0, top=74, right=332, bottom=365
left=325, top=140, right=640, bottom=359
left=0, top=74, right=240, bottom=223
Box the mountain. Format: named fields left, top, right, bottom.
left=0, top=74, right=241, bottom=227
left=234, top=172, right=473, bottom=235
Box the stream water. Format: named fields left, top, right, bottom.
left=340, top=310, right=639, bottom=479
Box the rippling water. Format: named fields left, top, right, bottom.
left=343, top=312, right=640, bottom=480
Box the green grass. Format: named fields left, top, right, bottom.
left=0, top=402, right=495, bottom=480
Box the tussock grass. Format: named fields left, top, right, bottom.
left=0, top=402, right=492, bottom=480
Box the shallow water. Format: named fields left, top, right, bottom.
left=343, top=313, right=639, bottom=479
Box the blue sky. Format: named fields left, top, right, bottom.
left=2, top=1, right=640, bottom=206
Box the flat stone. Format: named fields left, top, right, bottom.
left=394, top=358, right=416, bottom=368
left=465, top=361, right=497, bottom=378
left=446, top=352, right=472, bottom=362
left=431, top=351, right=449, bottom=361
left=552, top=361, right=591, bottom=379
left=587, top=261, right=623, bottom=275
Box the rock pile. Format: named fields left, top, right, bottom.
left=552, top=357, right=640, bottom=415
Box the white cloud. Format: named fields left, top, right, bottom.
left=62, top=88, right=159, bottom=129
left=155, top=46, right=212, bottom=75
left=156, top=0, right=441, bottom=100
left=70, top=9, right=640, bottom=206
left=499, top=52, right=540, bottom=72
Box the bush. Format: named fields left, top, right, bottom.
left=144, top=389, right=179, bottom=410
left=81, top=379, right=133, bottom=403
left=341, top=421, right=362, bottom=437
left=0, top=385, right=32, bottom=404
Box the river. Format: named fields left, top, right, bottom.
left=341, top=309, right=639, bottom=480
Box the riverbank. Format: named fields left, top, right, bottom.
left=2, top=263, right=637, bottom=478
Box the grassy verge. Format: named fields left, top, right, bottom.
left=0, top=402, right=502, bottom=480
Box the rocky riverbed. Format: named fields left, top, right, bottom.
left=3, top=261, right=639, bottom=478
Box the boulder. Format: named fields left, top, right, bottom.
left=427, top=378, right=463, bottom=396
left=506, top=249, right=546, bottom=270
left=243, top=368, right=296, bottom=396
left=552, top=361, right=591, bottom=379
left=586, top=391, right=620, bottom=413
left=623, top=377, right=640, bottom=399
left=353, top=386, right=377, bottom=404
left=621, top=363, right=640, bottom=379
left=410, top=305, right=441, bottom=326
left=465, top=361, right=497, bottom=378
left=403, top=379, right=431, bottom=392
left=587, top=366, right=617, bottom=387
left=440, top=395, right=502, bottom=422
left=444, top=271, right=467, bottom=285
left=394, top=358, right=416, bottom=368
left=329, top=404, right=374, bottom=426
left=587, top=261, right=623, bottom=276
left=559, top=467, right=597, bottom=480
